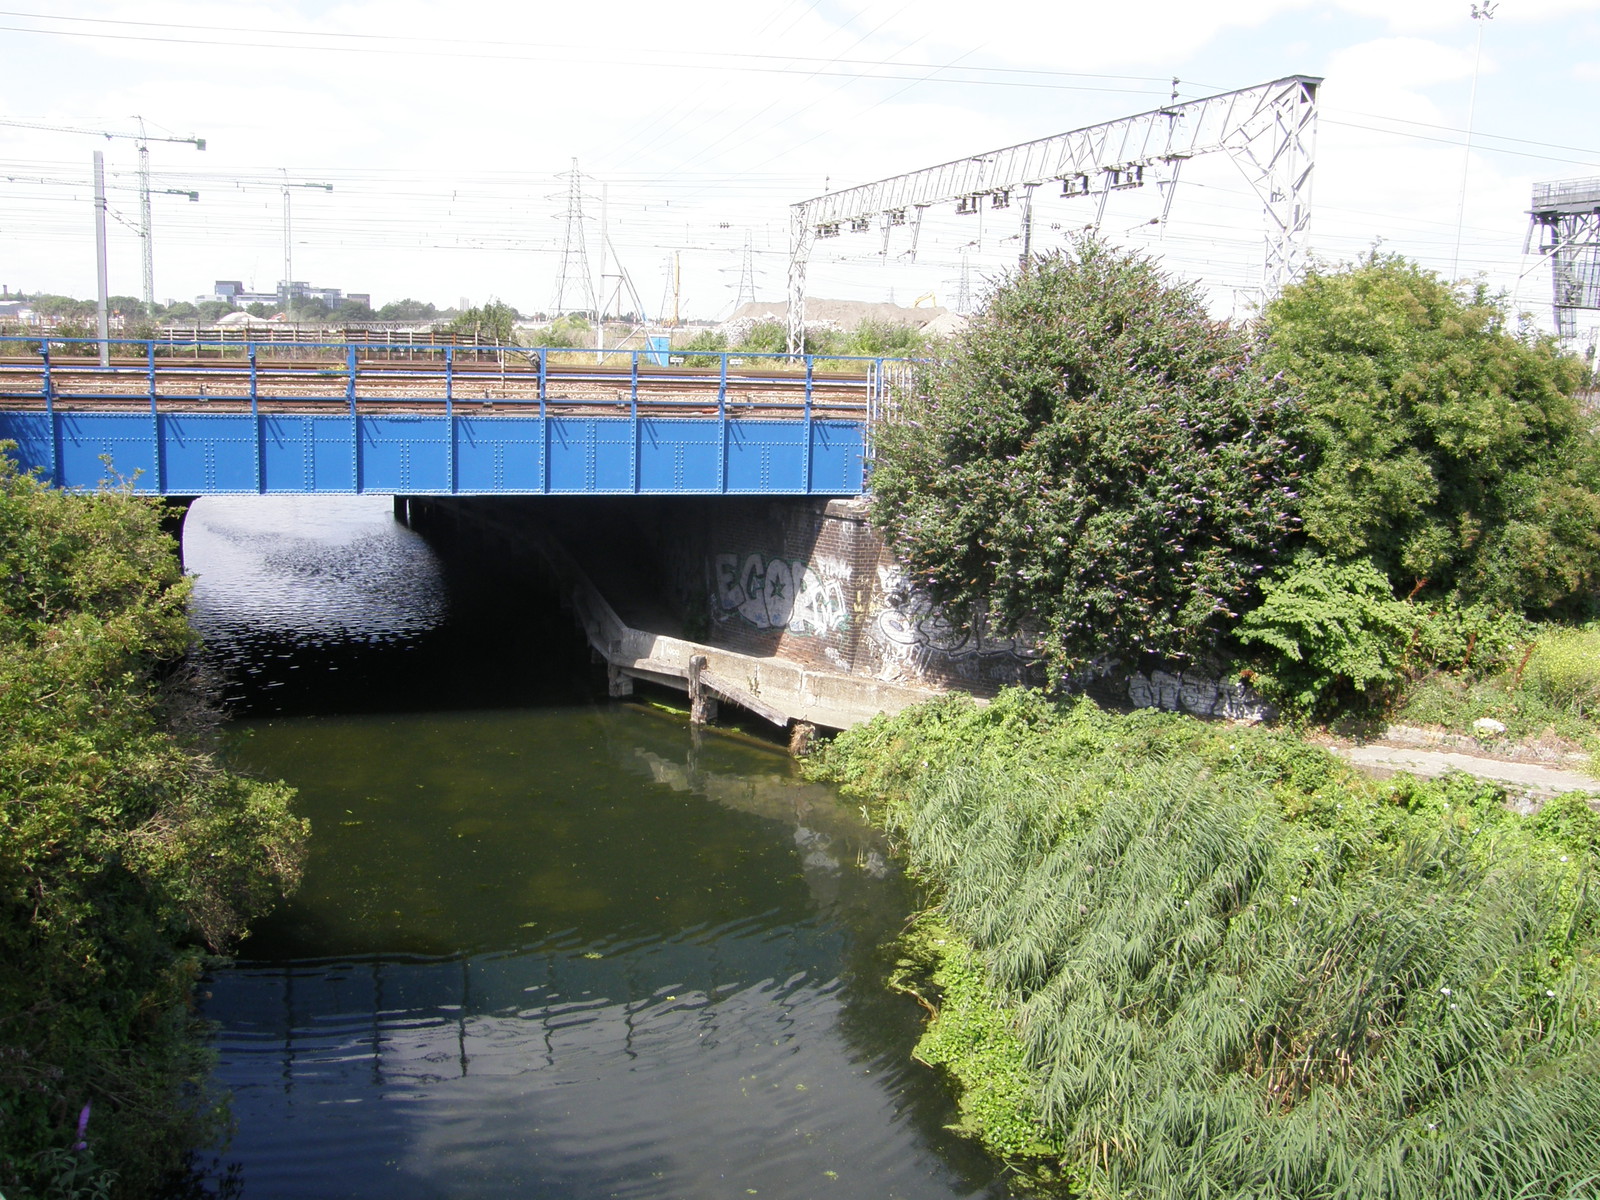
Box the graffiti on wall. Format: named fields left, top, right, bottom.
left=712, top=552, right=850, bottom=636
left=870, top=566, right=1041, bottom=680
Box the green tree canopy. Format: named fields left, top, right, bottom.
left=288, top=296, right=332, bottom=321
left=869, top=239, right=1303, bottom=675
left=333, top=298, right=376, bottom=323
left=377, top=297, right=438, bottom=321
left=0, top=452, right=306, bottom=1193
left=28, top=294, right=95, bottom=320
left=1261, top=255, right=1600, bottom=614
left=447, top=299, right=519, bottom=346
left=107, top=294, right=148, bottom=319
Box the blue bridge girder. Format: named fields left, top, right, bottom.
left=0, top=337, right=898, bottom=497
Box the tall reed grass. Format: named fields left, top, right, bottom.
left=813, top=691, right=1600, bottom=1198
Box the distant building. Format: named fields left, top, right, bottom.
left=280, top=281, right=346, bottom=306
left=208, top=280, right=279, bottom=307
left=204, top=280, right=369, bottom=309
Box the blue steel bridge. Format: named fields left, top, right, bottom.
left=0, top=337, right=902, bottom=497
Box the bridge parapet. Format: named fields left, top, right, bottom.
left=0, top=337, right=910, bottom=497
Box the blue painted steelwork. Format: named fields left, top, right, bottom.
left=0, top=336, right=891, bottom=497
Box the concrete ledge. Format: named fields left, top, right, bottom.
left=539, top=528, right=946, bottom=730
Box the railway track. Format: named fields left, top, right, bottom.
left=0, top=354, right=882, bottom=419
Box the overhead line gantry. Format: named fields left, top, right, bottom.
left=785, top=74, right=1321, bottom=353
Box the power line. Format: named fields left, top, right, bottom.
left=0, top=15, right=1170, bottom=95
left=0, top=8, right=1174, bottom=86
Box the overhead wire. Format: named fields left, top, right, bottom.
left=0, top=15, right=1585, bottom=321
left=0, top=15, right=1172, bottom=95
left=0, top=7, right=1173, bottom=86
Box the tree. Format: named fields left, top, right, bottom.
left=0, top=450, right=306, bottom=1194
left=333, top=298, right=376, bottom=323
left=108, top=294, right=148, bottom=319
left=1260, top=255, right=1600, bottom=614
left=29, top=294, right=95, bottom=322
left=869, top=239, right=1304, bottom=675
left=288, top=297, right=331, bottom=321
left=377, top=298, right=438, bottom=321
left=447, top=299, right=518, bottom=346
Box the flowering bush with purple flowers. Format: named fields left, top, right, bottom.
left=869, top=237, right=1304, bottom=676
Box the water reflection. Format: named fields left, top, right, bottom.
left=193, top=497, right=1006, bottom=1200
left=188, top=495, right=447, bottom=644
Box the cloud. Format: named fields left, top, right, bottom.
left=833, top=0, right=1313, bottom=69
left=1331, top=0, right=1600, bottom=33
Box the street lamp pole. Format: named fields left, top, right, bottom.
left=1451, top=2, right=1496, bottom=280
left=280, top=172, right=334, bottom=309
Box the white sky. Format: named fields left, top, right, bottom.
left=1, top=0, right=1598, bottom=338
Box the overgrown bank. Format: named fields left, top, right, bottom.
left=0, top=453, right=306, bottom=1198
left=808, top=689, right=1600, bottom=1198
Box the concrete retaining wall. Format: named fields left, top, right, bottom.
left=638, top=497, right=1043, bottom=696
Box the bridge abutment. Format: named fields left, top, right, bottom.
left=400, top=494, right=1040, bottom=732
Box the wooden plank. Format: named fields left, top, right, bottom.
left=702, top=667, right=787, bottom=727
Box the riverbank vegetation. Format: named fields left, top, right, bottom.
left=844, top=241, right=1600, bottom=1194
left=809, top=690, right=1600, bottom=1198
left=0, top=452, right=307, bottom=1198
left=870, top=238, right=1600, bottom=747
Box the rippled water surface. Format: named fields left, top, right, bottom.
left=188, top=496, right=1005, bottom=1200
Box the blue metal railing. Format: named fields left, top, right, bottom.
left=0, top=336, right=911, bottom=497
left=0, top=336, right=903, bottom=416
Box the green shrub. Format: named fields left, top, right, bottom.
left=1527, top=625, right=1600, bottom=716
left=1236, top=555, right=1414, bottom=714
left=1237, top=555, right=1530, bottom=718
left=733, top=319, right=789, bottom=356
left=445, top=299, right=518, bottom=346
left=0, top=450, right=307, bottom=1196
left=842, top=319, right=925, bottom=359
left=868, top=237, right=1304, bottom=677
left=1262, top=254, right=1600, bottom=616
left=674, top=328, right=727, bottom=366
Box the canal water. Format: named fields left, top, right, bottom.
left=186, top=496, right=1006, bottom=1200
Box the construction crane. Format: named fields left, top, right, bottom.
left=0, top=116, right=205, bottom=310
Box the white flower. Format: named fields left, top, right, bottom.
left=1289, top=896, right=1298, bottom=905
left=1450, top=1003, right=1458, bottom=1010
left=1440, top=987, right=1452, bottom=996
left=1547, top=989, right=1557, bottom=998
left=1561, top=855, right=1570, bottom=863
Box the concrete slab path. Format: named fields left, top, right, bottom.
left=1331, top=742, right=1597, bottom=799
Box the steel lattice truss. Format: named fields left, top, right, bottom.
left=786, top=74, right=1321, bottom=352
left=1528, top=179, right=1600, bottom=341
